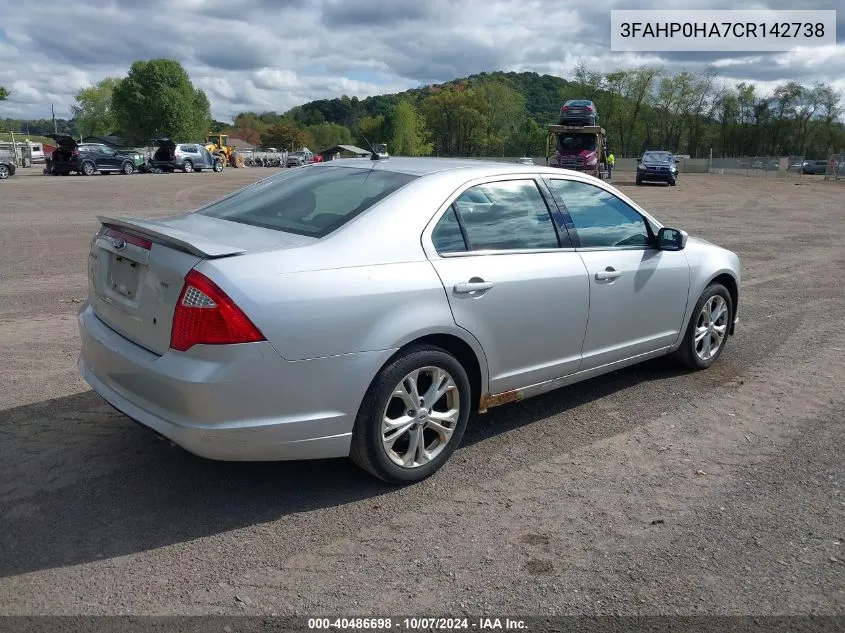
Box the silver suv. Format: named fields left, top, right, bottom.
left=286, top=151, right=313, bottom=167
left=152, top=139, right=223, bottom=173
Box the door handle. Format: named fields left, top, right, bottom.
left=595, top=267, right=621, bottom=281
left=454, top=280, right=494, bottom=294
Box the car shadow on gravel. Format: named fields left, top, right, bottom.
left=0, top=358, right=700, bottom=578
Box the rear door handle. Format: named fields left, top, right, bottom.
left=595, top=267, right=621, bottom=281
left=454, top=280, right=494, bottom=294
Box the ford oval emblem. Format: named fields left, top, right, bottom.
left=110, top=237, right=126, bottom=250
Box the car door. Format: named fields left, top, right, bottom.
left=424, top=177, right=590, bottom=394
left=97, top=146, right=121, bottom=171
left=544, top=177, right=690, bottom=371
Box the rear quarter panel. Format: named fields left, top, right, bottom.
left=197, top=253, right=479, bottom=363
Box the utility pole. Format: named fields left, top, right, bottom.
left=51, top=103, right=58, bottom=134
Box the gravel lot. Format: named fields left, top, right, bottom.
left=1, top=167, right=843, bottom=617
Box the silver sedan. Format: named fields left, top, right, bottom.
left=78, top=158, right=741, bottom=483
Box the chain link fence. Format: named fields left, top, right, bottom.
left=708, top=156, right=809, bottom=178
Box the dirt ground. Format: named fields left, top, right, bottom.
left=0, top=167, right=843, bottom=617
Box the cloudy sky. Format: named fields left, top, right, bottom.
left=0, top=0, right=842, bottom=122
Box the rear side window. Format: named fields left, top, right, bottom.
left=196, top=166, right=417, bottom=237
left=431, top=207, right=467, bottom=254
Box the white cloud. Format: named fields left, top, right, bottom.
left=0, top=0, right=841, bottom=122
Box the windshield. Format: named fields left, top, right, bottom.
left=643, top=152, right=672, bottom=163
left=196, top=166, right=417, bottom=237
left=557, top=133, right=597, bottom=152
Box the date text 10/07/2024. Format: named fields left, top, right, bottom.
left=308, top=617, right=528, bottom=630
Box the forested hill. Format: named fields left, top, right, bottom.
left=3, top=65, right=843, bottom=159
left=235, top=66, right=844, bottom=159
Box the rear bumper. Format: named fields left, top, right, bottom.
left=559, top=115, right=596, bottom=126
left=77, top=302, right=390, bottom=461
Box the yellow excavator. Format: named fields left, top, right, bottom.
left=204, top=133, right=242, bottom=167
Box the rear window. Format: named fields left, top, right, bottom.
left=196, top=165, right=418, bottom=237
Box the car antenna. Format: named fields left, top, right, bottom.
left=356, top=125, right=388, bottom=161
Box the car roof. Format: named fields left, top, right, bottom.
left=314, top=156, right=592, bottom=178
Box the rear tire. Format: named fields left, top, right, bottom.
left=673, top=283, right=732, bottom=370
left=0, top=165, right=9, bottom=179
left=213, top=159, right=223, bottom=172
left=350, top=345, right=471, bottom=484
left=183, top=160, right=193, bottom=173
left=81, top=161, right=95, bottom=176
left=635, top=177, right=642, bottom=185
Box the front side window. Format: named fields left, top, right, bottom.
left=196, top=166, right=417, bottom=237
left=451, top=179, right=559, bottom=251
left=546, top=179, right=652, bottom=248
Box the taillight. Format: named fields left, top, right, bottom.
left=170, top=270, right=265, bottom=352
left=561, top=105, right=570, bottom=111
left=103, top=227, right=152, bottom=250
left=585, top=106, right=594, bottom=112
left=71, top=149, right=80, bottom=157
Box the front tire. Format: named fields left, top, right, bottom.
left=213, top=159, right=223, bottom=172
left=669, top=178, right=677, bottom=186
left=122, top=161, right=134, bottom=175
left=674, top=283, right=732, bottom=370
left=0, top=165, right=9, bottom=179
left=635, top=177, right=642, bottom=185
left=350, top=346, right=471, bottom=484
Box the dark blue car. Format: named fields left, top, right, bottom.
left=636, top=150, right=679, bottom=186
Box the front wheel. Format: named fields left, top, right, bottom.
left=669, top=178, right=677, bottom=186
left=213, top=159, right=223, bottom=172
left=0, top=165, right=9, bottom=179
left=122, top=161, right=134, bottom=175
left=350, top=346, right=471, bottom=484
left=673, top=283, right=733, bottom=370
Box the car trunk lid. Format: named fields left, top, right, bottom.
left=88, top=213, right=315, bottom=355
left=46, top=133, right=78, bottom=149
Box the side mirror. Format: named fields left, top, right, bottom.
left=657, top=227, right=687, bottom=251
left=675, top=159, right=680, bottom=164
left=636, top=158, right=642, bottom=163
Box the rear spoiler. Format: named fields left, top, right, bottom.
left=97, top=215, right=247, bottom=258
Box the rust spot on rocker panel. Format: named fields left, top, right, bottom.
left=478, top=389, right=523, bottom=412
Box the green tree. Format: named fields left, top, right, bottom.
left=422, top=87, right=488, bottom=156
left=477, top=80, right=526, bottom=154
left=0, top=86, right=8, bottom=101
left=112, top=59, right=211, bottom=143
left=390, top=100, right=431, bottom=156
left=356, top=115, right=387, bottom=147
left=71, top=77, right=121, bottom=137
left=508, top=116, right=546, bottom=157
left=306, top=122, right=353, bottom=150
left=261, top=120, right=309, bottom=151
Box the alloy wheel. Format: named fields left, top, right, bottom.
left=381, top=366, right=460, bottom=469
left=694, top=295, right=728, bottom=361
